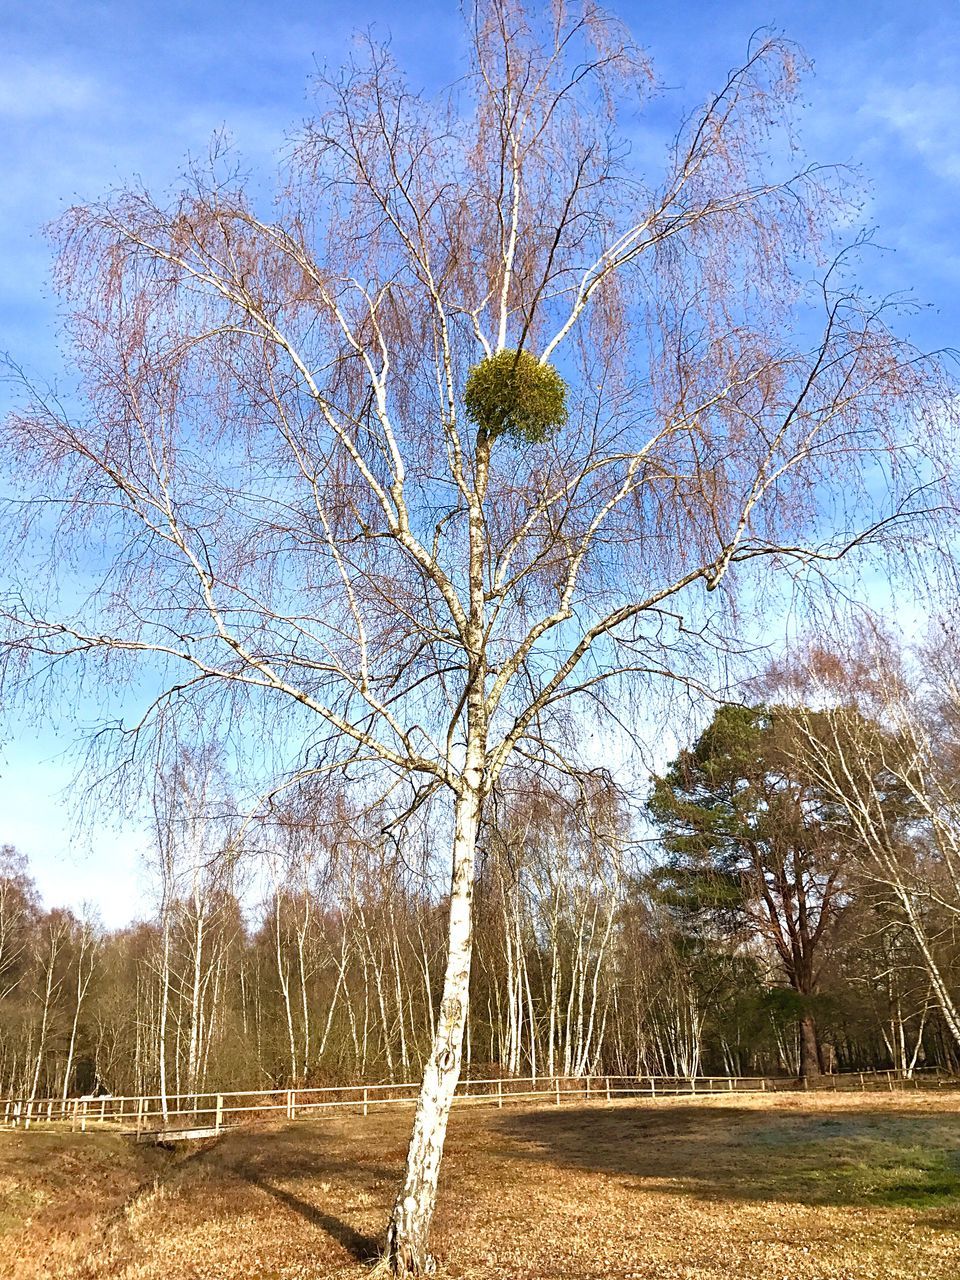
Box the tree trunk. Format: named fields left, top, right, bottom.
left=158, top=913, right=172, bottom=1120
left=798, top=1012, right=821, bottom=1082
left=62, top=925, right=95, bottom=1103
left=274, top=898, right=299, bottom=1086
left=386, top=787, right=480, bottom=1275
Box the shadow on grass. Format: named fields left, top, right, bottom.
left=243, top=1170, right=381, bottom=1262
left=493, top=1103, right=960, bottom=1217
left=178, top=1124, right=400, bottom=1258
left=217, top=1123, right=398, bottom=1184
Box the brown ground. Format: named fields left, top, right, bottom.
left=3, top=1090, right=960, bottom=1279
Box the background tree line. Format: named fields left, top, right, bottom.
left=5, top=628, right=960, bottom=1102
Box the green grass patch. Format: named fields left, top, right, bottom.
left=739, top=1114, right=960, bottom=1207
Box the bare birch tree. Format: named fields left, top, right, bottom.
left=0, top=847, right=35, bottom=1004
left=61, top=913, right=100, bottom=1102
left=2, top=2, right=957, bottom=1269
left=781, top=636, right=960, bottom=1052
left=28, top=913, right=69, bottom=1102
left=147, top=752, right=242, bottom=1107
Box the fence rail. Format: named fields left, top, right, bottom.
left=2, top=1067, right=954, bottom=1137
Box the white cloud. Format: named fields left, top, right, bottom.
left=860, top=82, right=960, bottom=185
left=0, top=56, right=103, bottom=121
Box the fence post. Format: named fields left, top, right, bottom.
left=24, top=1100, right=33, bottom=1131
left=215, top=1094, right=224, bottom=1134
left=555, top=1077, right=560, bottom=1106
left=605, top=1076, right=611, bottom=1103
left=81, top=1100, right=88, bottom=1133
left=497, top=1079, right=503, bottom=1109
left=585, top=1076, right=591, bottom=1101
left=363, top=1088, right=368, bottom=1118
left=650, top=1077, right=656, bottom=1100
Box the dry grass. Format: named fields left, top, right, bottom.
left=3, top=1090, right=960, bottom=1278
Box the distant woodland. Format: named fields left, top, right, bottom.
left=6, top=652, right=960, bottom=1102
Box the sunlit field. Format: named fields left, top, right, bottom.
left=4, top=1090, right=959, bottom=1279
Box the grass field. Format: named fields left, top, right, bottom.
left=3, top=1090, right=960, bottom=1279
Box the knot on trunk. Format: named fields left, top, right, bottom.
left=440, top=997, right=462, bottom=1023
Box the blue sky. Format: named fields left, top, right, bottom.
left=1, top=0, right=957, bottom=925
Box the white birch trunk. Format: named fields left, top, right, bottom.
left=296, top=897, right=312, bottom=1082
left=386, top=785, right=480, bottom=1275
left=61, top=924, right=96, bottom=1103
left=274, top=899, right=299, bottom=1085
left=158, top=917, right=172, bottom=1120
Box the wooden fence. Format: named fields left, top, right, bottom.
left=2, top=1067, right=953, bottom=1138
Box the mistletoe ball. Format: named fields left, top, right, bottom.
left=464, top=349, right=568, bottom=445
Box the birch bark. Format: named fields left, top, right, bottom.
left=386, top=785, right=481, bottom=1274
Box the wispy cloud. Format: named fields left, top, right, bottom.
left=861, top=82, right=960, bottom=185
left=0, top=55, right=103, bottom=121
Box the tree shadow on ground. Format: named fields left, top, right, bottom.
left=177, top=1123, right=401, bottom=1258
left=492, top=1103, right=960, bottom=1220
left=214, top=1122, right=398, bottom=1183
left=242, top=1169, right=381, bottom=1262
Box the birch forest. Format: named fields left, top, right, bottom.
left=7, top=637, right=960, bottom=1105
